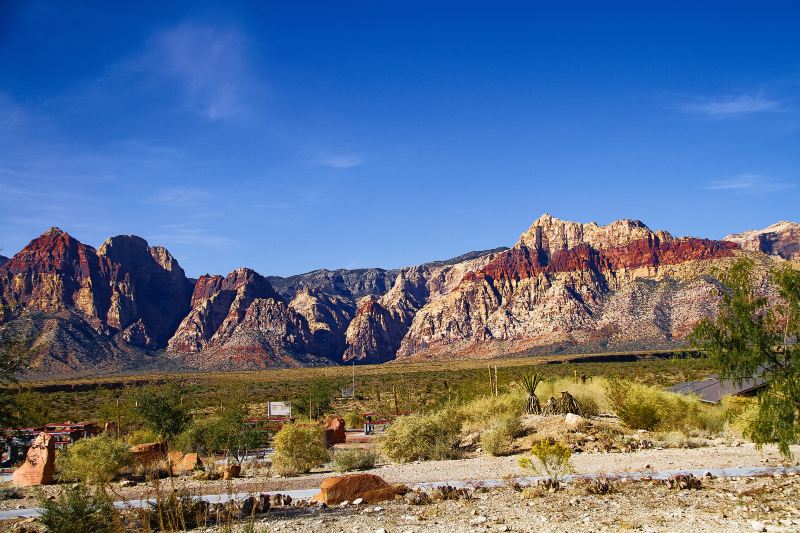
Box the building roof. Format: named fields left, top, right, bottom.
left=669, top=374, right=767, bottom=403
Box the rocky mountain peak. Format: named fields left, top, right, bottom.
left=725, top=221, right=800, bottom=261
left=518, top=214, right=672, bottom=255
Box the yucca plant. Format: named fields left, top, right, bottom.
left=517, top=373, right=543, bottom=414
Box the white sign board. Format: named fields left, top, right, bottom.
left=268, top=402, right=292, bottom=417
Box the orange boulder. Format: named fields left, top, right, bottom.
left=323, top=415, right=347, bottom=444
left=167, top=451, right=202, bottom=475
left=311, top=473, right=398, bottom=505
left=12, top=432, right=56, bottom=487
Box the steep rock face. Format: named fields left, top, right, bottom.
left=725, top=221, right=800, bottom=261
left=289, top=287, right=355, bottom=357
left=397, top=215, right=739, bottom=359
left=166, top=268, right=279, bottom=353
left=175, top=297, right=327, bottom=370
left=166, top=269, right=336, bottom=369
left=0, top=228, right=192, bottom=372
left=342, top=251, right=502, bottom=363
left=97, top=235, right=194, bottom=348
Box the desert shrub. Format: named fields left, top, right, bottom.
left=0, top=487, right=23, bottom=500
left=518, top=439, right=572, bottom=489
left=606, top=378, right=729, bottom=434
left=126, top=428, right=159, bottom=445
left=272, top=423, right=328, bottom=476
left=58, top=435, right=132, bottom=485
left=480, top=411, right=523, bottom=456
left=537, top=378, right=611, bottom=415
left=459, top=393, right=524, bottom=433
left=38, top=483, right=117, bottom=533
left=572, top=393, right=600, bottom=418
left=150, top=487, right=209, bottom=531
left=343, top=411, right=364, bottom=429
left=332, top=448, right=378, bottom=472
left=381, top=406, right=465, bottom=462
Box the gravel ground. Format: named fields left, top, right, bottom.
left=1, top=442, right=798, bottom=514
left=214, top=474, right=800, bottom=533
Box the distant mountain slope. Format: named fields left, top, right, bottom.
left=725, top=221, right=800, bottom=261
left=0, top=216, right=796, bottom=376
left=0, top=255, right=8, bottom=267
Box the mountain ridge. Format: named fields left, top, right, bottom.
left=1, top=216, right=797, bottom=376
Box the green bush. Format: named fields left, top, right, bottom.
left=606, top=378, right=729, bottom=434
left=459, top=393, right=524, bottom=433
left=38, top=483, right=117, bottom=533
left=342, top=411, right=363, bottom=429
left=126, top=428, right=159, bottom=445
left=518, top=439, right=572, bottom=488
left=272, top=423, right=328, bottom=476
left=58, top=435, right=132, bottom=485
left=332, top=448, right=378, bottom=472
left=381, top=406, right=464, bottom=462
left=134, top=384, right=191, bottom=440
left=480, top=412, right=522, bottom=456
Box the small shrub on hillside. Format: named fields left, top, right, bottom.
left=518, top=439, right=572, bottom=490
left=381, top=407, right=464, bottom=462
left=343, top=411, right=363, bottom=429
left=272, top=424, right=328, bottom=476
left=58, top=435, right=132, bottom=485
left=480, top=412, right=523, bottom=456
left=126, top=428, right=160, bottom=445
left=38, top=483, right=117, bottom=533
left=332, top=448, right=378, bottom=472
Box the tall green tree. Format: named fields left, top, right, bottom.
left=0, top=338, right=28, bottom=428
left=691, top=258, right=799, bottom=457
left=133, top=384, right=190, bottom=441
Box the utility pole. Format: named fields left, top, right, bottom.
left=352, top=361, right=356, bottom=398
left=392, top=385, right=399, bottom=415
left=494, top=366, right=499, bottom=397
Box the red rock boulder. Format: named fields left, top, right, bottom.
left=167, top=451, right=202, bottom=475
left=12, top=433, right=56, bottom=487
left=323, top=415, right=347, bottom=444
left=311, top=474, right=398, bottom=505
left=130, top=441, right=166, bottom=468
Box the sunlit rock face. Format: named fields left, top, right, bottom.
left=725, top=221, right=800, bottom=261
left=397, top=215, right=743, bottom=360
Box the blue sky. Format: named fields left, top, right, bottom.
left=1, top=1, right=798, bottom=277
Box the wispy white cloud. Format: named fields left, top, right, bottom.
left=316, top=154, right=365, bottom=169
left=151, top=186, right=213, bottom=206
left=705, top=174, right=796, bottom=193
left=681, top=94, right=785, bottom=116
left=146, top=23, right=256, bottom=120
left=150, top=224, right=236, bottom=247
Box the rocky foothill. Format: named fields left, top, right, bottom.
left=0, top=215, right=798, bottom=375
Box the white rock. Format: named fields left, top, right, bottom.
left=565, top=413, right=585, bottom=426
left=470, top=516, right=488, bottom=524
left=750, top=521, right=766, bottom=532
left=352, top=497, right=364, bottom=505
left=339, top=500, right=350, bottom=507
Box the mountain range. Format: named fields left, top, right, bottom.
left=1, top=215, right=798, bottom=377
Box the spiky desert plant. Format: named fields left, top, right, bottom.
left=517, top=372, right=543, bottom=414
